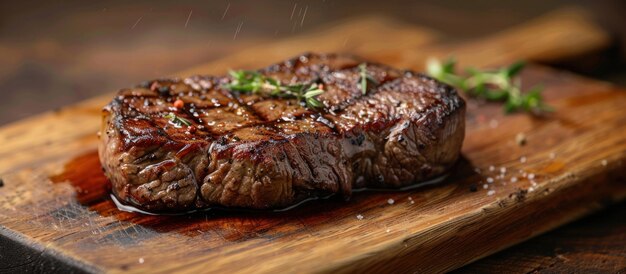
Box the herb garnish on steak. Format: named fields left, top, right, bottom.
left=98, top=53, right=466, bottom=212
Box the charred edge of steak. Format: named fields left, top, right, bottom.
left=98, top=52, right=466, bottom=212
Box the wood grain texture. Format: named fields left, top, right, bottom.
left=453, top=202, right=626, bottom=273
left=0, top=8, right=624, bottom=274
left=177, top=7, right=611, bottom=76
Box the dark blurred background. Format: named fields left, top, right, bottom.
left=1, top=1, right=625, bottom=272
left=1, top=0, right=625, bottom=126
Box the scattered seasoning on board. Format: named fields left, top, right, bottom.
left=549, top=152, right=556, bottom=159
left=469, top=184, right=478, bottom=192
left=487, top=190, right=496, bottom=196
left=483, top=184, right=489, bottom=189
left=489, top=119, right=499, bottom=128
left=515, top=133, right=527, bottom=146
left=387, top=198, right=395, bottom=205
left=356, top=214, right=364, bottom=220
left=138, top=258, right=145, bottom=264
left=520, top=156, right=527, bottom=163
left=601, top=159, right=608, bottom=166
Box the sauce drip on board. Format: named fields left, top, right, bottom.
left=49, top=150, right=472, bottom=239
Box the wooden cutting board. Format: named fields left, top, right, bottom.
left=1, top=8, right=625, bottom=274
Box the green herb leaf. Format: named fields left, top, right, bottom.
left=426, top=58, right=551, bottom=114
left=164, top=112, right=192, bottom=127
left=306, top=97, right=324, bottom=108
left=223, top=70, right=326, bottom=109
left=504, top=61, right=526, bottom=78
left=304, top=87, right=325, bottom=98
left=359, top=63, right=368, bottom=94
left=427, top=58, right=465, bottom=88
left=484, top=89, right=509, bottom=101
left=358, top=63, right=379, bottom=95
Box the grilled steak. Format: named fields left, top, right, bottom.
left=99, top=53, right=465, bottom=212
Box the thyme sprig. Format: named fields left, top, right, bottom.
left=164, top=112, right=192, bottom=127
left=223, top=70, right=325, bottom=109
left=426, top=58, right=552, bottom=114
left=359, top=63, right=378, bottom=95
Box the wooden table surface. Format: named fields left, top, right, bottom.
left=1, top=1, right=625, bottom=272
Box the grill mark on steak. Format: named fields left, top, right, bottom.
left=184, top=58, right=398, bottom=137
left=228, top=86, right=270, bottom=123
left=99, top=53, right=466, bottom=212
left=227, top=87, right=292, bottom=144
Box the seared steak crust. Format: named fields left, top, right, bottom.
left=99, top=53, right=465, bottom=212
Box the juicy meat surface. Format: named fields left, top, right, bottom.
left=99, top=53, right=466, bottom=212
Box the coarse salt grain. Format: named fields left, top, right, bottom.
left=483, top=184, right=489, bottom=189
left=487, top=177, right=494, bottom=183
left=528, top=173, right=535, bottom=180
left=138, top=258, right=145, bottom=264
left=500, top=167, right=507, bottom=174
left=387, top=198, right=395, bottom=205
left=510, top=177, right=518, bottom=183
left=356, top=214, right=364, bottom=220
left=489, top=119, right=499, bottom=128
left=487, top=190, right=496, bottom=196
left=601, top=159, right=608, bottom=166
left=489, top=165, right=495, bottom=172
left=520, top=156, right=527, bottom=163
left=515, top=133, right=527, bottom=146
left=386, top=228, right=391, bottom=233
left=474, top=168, right=481, bottom=174
left=550, top=152, right=556, bottom=159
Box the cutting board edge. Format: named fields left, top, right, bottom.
left=320, top=162, right=626, bottom=274
left=0, top=225, right=102, bottom=273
